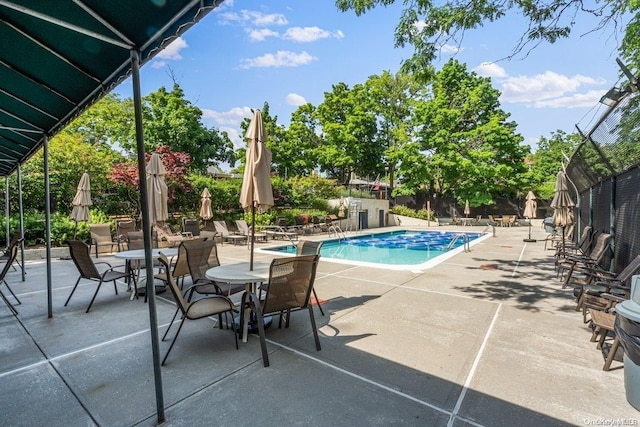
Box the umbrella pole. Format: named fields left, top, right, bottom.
left=250, top=204, right=255, bottom=271
left=523, top=219, right=536, bottom=242
left=73, top=220, right=78, bottom=240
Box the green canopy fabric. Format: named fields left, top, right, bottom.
left=0, top=0, right=222, bottom=176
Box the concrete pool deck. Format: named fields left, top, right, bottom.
left=1, top=223, right=638, bottom=426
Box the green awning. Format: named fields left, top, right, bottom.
left=0, top=0, right=222, bottom=176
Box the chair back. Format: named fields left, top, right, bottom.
left=182, top=218, right=200, bottom=237
left=127, top=231, right=158, bottom=250
left=116, top=220, right=135, bottom=241
left=296, top=240, right=323, bottom=256
left=183, top=239, right=220, bottom=282
left=616, top=255, right=640, bottom=285
left=0, top=243, right=18, bottom=282
left=172, top=242, right=191, bottom=279
left=213, top=221, right=230, bottom=237
left=158, top=253, right=188, bottom=314
left=235, top=220, right=249, bottom=235
left=589, top=233, right=612, bottom=265
left=576, top=226, right=593, bottom=253
left=262, top=255, right=319, bottom=315
left=90, top=224, right=113, bottom=244
left=67, top=240, right=100, bottom=279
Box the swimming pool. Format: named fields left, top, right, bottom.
left=259, top=230, right=490, bottom=271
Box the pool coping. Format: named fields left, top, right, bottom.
left=256, top=229, right=493, bottom=272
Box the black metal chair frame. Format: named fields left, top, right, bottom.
left=0, top=243, right=21, bottom=316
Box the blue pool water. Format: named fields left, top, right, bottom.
left=262, top=230, right=487, bottom=269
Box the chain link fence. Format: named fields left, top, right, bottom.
left=566, top=91, right=640, bottom=272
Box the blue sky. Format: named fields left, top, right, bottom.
left=115, top=1, right=629, bottom=169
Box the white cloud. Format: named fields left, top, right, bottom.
left=440, top=44, right=462, bottom=54
left=531, top=90, right=605, bottom=109
left=219, top=10, right=287, bottom=26
left=151, top=60, right=167, bottom=69
left=286, top=93, right=307, bottom=106
left=156, top=37, right=188, bottom=60
left=474, top=62, right=507, bottom=78
left=202, top=107, right=253, bottom=148
left=500, top=71, right=603, bottom=103
left=239, top=50, right=317, bottom=69
left=282, top=27, right=344, bottom=42
left=247, top=28, right=279, bottom=42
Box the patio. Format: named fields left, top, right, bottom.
left=1, top=223, right=637, bottom=426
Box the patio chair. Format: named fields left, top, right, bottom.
left=64, top=240, right=135, bottom=313
left=235, top=219, right=268, bottom=242
left=559, top=232, right=612, bottom=288
left=115, top=219, right=136, bottom=251
left=213, top=220, right=247, bottom=246
left=585, top=293, right=625, bottom=371
left=0, top=243, right=20, bottom=316
left=240, top=254, right=321, bottom=367
left=153, top=240, right=190, bottom=290
left=157, top=252, right=238, bottom=365
left=487, top=215, right=498, bottom=227
left=296, top=240, right=325, bottom=316
left=182, top=239, right=245, bottom=298
left=0, top=230, right=23, bottom=272
left=182, top=218, right=200, bottom=237
left=89, top=224, right=118, bottom=257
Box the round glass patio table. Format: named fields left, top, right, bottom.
left=114, top=248, right=178, bottom=298
left=206, top=262, right=271, bottom=342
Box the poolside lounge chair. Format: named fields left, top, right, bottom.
left=155, top=223, right=190, bottom=247
left=89, top=224, right=118, bottom=257
left=235, top=219, right=268, bottom=242
left=157, top=252, right=237, bottom=365
left=240, top=255, right=321, bottom=367
left=64, top=240, right=135, bottom=313
left=213, top=221, right=247, bottom=246
left=559, top=232, right=612, bottom=288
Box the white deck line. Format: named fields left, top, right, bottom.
left=447, top=303, right=502, bottom=427
left=511, top=243, right=528, bottom=277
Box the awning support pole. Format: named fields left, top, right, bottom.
left=43, top=136, right=53, bottom=317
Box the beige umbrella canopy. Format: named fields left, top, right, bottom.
left=199, top=188, right=212, bottom=222
left=550, top=171, right=575, bottom=248
left=146, top=153, right=169, bottom=225
left=463, top=200, right=470, bottom=217
left=240, top=109, right=274, bottom=269
left=70, top=171, right=92, bottom=223
left=523, top=191, right=537, bottom=219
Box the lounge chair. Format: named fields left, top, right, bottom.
left=155, top=223, right=190, bottom=247
left=265, top=218, right=299, bottom=241
left=157, top=252, right=237, bottom=365
left=89, top=224, right=118, bottom=257
left=559, top=232, right=612, bottom=288
left=213, top=221, right=247, bottom=246
left=240, top=255, right=321, bottom=367
left=235, top=219, right=267, bottom=242
left=182, top=218, right=200, bottom=237
left=64, top=240, right=135, bottom=313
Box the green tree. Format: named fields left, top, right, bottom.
left=336, top=0, right=637, bottom=75
left=280, top=103, right=323, bottom=177
left=315, top=82, right=381, bottom=183
left=528, top=130, right=581, bottom=198
left=411, top=59, right=528, bottom=205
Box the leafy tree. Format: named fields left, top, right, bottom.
left=280, top=103, right=323, bottom=177
left=336, top=0, right=637, bottom=76
left=411, top=59, right=528, bottom=205
left=315, top=82, right=381, bottom=183
left=528, top=130, right=581, bottom=198
left=127, top=83, right=235, bottom=173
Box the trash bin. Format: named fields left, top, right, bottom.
left=614, top=275, right=640, bottom=410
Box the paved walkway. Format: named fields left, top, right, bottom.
left=1, top=224, right=638, bottom=426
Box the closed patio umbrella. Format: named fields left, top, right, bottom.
left=240, top=109, right=274, bottom=270
left=70, top=171, right=92, bottom=239
left=550, top=171, right=575, bottom=250
left=199, top=188, right=212, bottom=226
left=523, top=190, right=537, bottom=242
left=463, top=200, right=470, bottom=218
left=146, top=153, right=169, bottom=226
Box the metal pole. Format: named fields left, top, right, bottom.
left=5, top=177, right=9, bottom=248
left=43, top=136, right=53, bottom=318
left=17, top=164, right=25, bottom=281
left=131, top=49, right=165, bottom=424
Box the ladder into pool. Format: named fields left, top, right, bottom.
left=328, top=224, right=346, bottom=241
left=448, top=233, right=470, bottom=252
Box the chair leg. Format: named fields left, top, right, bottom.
left=86, top=280, right=104, bottom=313
left=312, top=288, right=324, bottom=316
left=307, top=305, right=321, bottom=351
left=162, top=307, right=183, bottom=341
left=2, top=279, right=21, bottom=305
left=254, top=305, right=270, bottom=367
left=603, top=336, right=620, bottom=371
left=162, top=316, right=187, bottom=365
left=64, top=277, right=82, bottom=307
left=0, top=288, right=18, bottom=316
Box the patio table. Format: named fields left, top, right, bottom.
left=114, top=248, right=178, bottom=299
left=206, top=262, right=271, bottom=342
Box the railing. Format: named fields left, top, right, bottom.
left=482, top=224, right=496, bottom=237
left=448, top=233, right=470, bottom=252
left=328, top=224, right=346, bottom=241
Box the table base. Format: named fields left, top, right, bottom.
left=234, top=315, right=272, bottom=335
